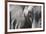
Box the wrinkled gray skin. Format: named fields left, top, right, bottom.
left=10, top=5, right=41, bottom=29
left=32, top=6, right=41, bottom=28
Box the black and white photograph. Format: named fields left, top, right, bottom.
left=7, top=2, right=44, bottom=32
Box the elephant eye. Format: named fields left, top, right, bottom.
left=28, top=11, right=32, bottom=17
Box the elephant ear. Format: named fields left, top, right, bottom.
left=39, top=12, right=41, bottom=19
